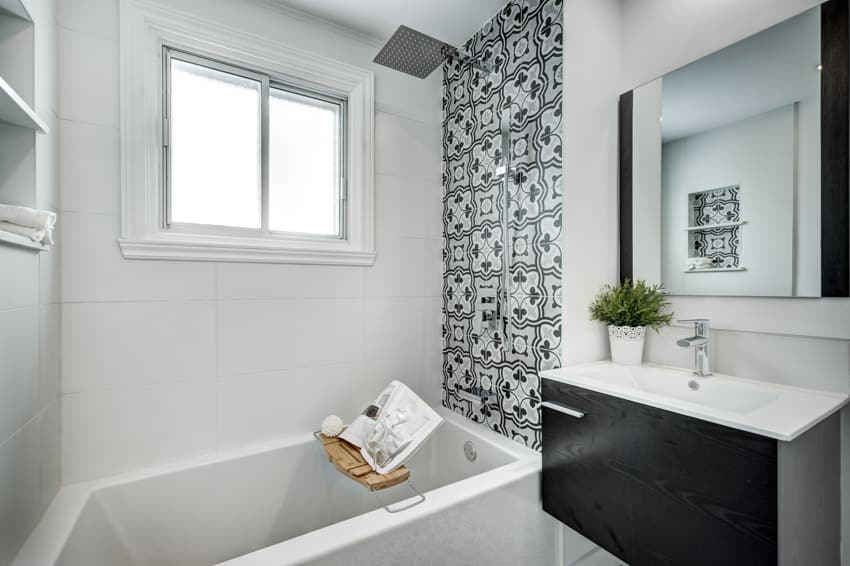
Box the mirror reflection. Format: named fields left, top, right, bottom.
left=630, top=8, right=822, bottom=297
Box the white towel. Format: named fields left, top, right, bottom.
left=0, top=204, right=57, bottom=231
left=0, top=221, right=53, bottom=245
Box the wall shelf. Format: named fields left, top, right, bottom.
left=0, top=0, right=31, bottom=21
left=0, top=75, right=48, bottom=133
left=0, top=229, right=49, bottom=251
left=685, top=220, right=747, bottom=231
left=684, top=266, right=747, bottom=273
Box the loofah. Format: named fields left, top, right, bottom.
left=321, top=415, right=345, bottom=437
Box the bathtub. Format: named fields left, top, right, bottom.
left=14, top=408, right=558, bottom=566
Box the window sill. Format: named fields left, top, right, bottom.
left=118, top=235, right=376, bottom=265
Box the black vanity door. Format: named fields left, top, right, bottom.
left=542, top=379, right=778, bottom=566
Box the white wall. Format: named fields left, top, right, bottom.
left=58, top=0, right=443, bottom=483
left=661, top=105, right=796, bottom=296
left=561, top=0, right=622, bottom=367
left=0, top=0, right=60, bottom=564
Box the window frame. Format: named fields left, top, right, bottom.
left=119, top=0, right=375, bottom=265
left=162, top=47, right=349, bottom=241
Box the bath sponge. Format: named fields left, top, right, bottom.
left=321, top=415, right=345, bottom=438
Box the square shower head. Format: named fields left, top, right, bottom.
left=373, top=25, right=453, bottom=79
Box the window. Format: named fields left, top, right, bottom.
left=119, top=0, right=374, bottom=265
left=164, top=49, right=345, bottom=238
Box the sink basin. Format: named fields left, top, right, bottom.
left=540, top=362, right=848, bottom=441
left=572, top=364, right=779, bottom=414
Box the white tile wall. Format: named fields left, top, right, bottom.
left=0, top=1, right=61, bottom=563
left=59, top=120, right=119, bottom=215
left=58, top=28, right=118, bottom=127
left=60, top=212, right=216, bottom=302
left=57, top=0, right=444, bottom=483
left=62, top=380, right=218, bottom=482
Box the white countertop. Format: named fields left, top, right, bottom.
left=540, top=362, right=849, bottom=441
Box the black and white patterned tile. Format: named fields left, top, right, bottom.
left=689, top=185, right=741, bottom=268
left=441, top=0, right=562, bottom=451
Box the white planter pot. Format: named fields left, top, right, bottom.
left=608, top=325, right=646, bottom=366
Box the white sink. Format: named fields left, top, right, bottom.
left=541, top=362, right=848, bottom=441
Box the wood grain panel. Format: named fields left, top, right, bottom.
left=821, top=0, right=850, bottom=297
left=542, top=379, right=778, bottom=566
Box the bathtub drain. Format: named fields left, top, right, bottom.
left=464, top=441, right=477, bottom=462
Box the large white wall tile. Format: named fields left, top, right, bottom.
left=361, top=297, right=426, bottom=364
left=216, top=262, right=364, bottom=300
left=59, top=29, right=118, bottom=127
left=58, top=0, right=119, bottom=40
left=39, top=236, right=60, bottom=305
left=363, top=236, right=427, bottom=298
left=0, top=308, right=39, bottom=442
left=216, top=362, right=365, bottom=449
left=59, top=120, right=119, bottom=214
left=61, top=212, right=216, bottom=302
left=375, top=175, right=443, bottom=240
left=62, top=380, right=217, bottom=483
left=0, top=421, right=41, bottom=566
left=35, top=111, right=59, bottom=211
left=38, top=401, right=61, bottom=513
left=38, top=305, right=61, bottom=408
left=217, top=299, right=363, bottom=377
left=0, top=246, right=39, bottom=309
left=216, top=300, right=298, bottom=377
left=62, top=301, right=216, bottom=393
left=375, top=111, right=441, bottom=184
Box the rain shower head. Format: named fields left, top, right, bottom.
left=373, top=25, right=491, bottom=79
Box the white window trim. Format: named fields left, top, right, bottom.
left=118, top=0, right=375, bottom=265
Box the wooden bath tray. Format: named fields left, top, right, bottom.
left=318, top=433, right=410, bottom=492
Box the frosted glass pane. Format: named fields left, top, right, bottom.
left=269, top=89, right=340, bottom=236
left=170, top=59, right=262, bottom=229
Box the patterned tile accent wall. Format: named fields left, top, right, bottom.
left=441, top=0, right=563, bottom=450
left=689, top=185, right=741, bottom=268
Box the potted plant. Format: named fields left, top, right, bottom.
left=589, top=279, right=674, bottom=366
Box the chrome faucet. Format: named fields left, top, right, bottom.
left=676, top=319, right=711, bottom=377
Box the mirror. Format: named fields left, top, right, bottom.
left=619, top=2, right=849, bottom=297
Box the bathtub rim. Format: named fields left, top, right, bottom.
left=12, top=408, right=541, bottom=566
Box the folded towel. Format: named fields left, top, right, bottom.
left=0, top=221, right=53, bottom=245
left=0, top=204, right=57, bottom=231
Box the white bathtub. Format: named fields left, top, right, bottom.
left=14, top=408, right=558, bottom=566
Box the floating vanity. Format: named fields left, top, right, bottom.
left=540, top=362, right=848, bottom=566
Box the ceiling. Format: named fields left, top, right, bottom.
left=661, top=7, right=820, bottom=142
left=267, top=0, right=508, bottom=45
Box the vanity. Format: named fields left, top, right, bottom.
left=540, top=363, right=848, bottom=566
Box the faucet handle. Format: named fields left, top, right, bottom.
left=677, top=318, right=710, bottom=336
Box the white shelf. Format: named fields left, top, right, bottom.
left=683, top=266, right=747, bottom=273
left=0, top=75, right=48, bottom=133
left=0, top=0, right=31, bottom=21
left=685, top=220, right=746, bottom=231
left=0, top=229, right=49, bottom=251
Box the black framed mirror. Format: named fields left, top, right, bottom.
left=618, top=0, right=848, bottom=297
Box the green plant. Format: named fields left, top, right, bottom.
left=589, top=279, right=674, bottom=330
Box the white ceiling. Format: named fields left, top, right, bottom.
left=267, top=0, right=508, bottom=45
left=661, top=7, right=820, bottom=142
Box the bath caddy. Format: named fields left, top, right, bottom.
left=318, top=433, right=409, bottom=490
left=315, top=432, right=425, bottom=513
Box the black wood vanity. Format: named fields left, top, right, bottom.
left=541, top=377, right=841, bottom=566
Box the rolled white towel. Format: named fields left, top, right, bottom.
left=0, top=221, right=53, bottom=245
left=0, top=204, right=56, bottom=231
